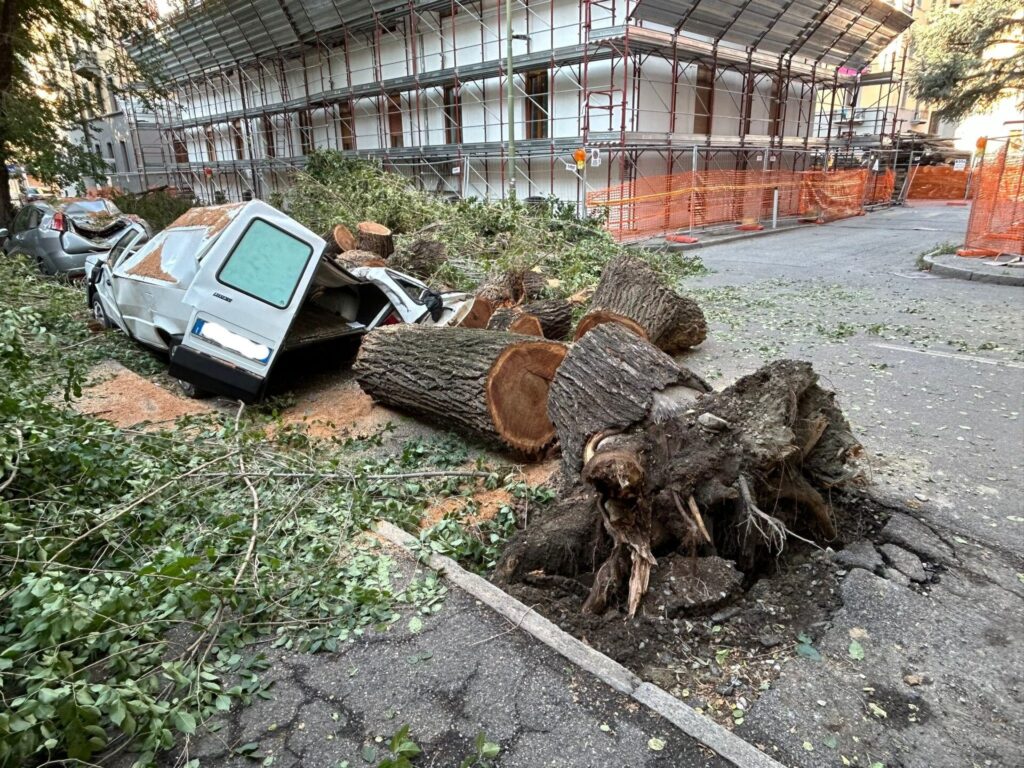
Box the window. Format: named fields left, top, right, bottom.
left=298, top=110, right=314, bottom=155
left=205, top=127, right=217, bottom=162
left=217, top=219, right=313, bottom=308
left=108, top=228, right=149, bottom=268
left=338, top=101, right=355, bottom=151
left=524, top=71, right=549, bottom=140
left=12, top=206, right=32, bottom=233
left=120, top=140, right=131, bottom=170
left=172, top=132, right=189, bottom=164
left=106, top=142, right=116, bottom=171
left=262, top=115, right=276, bottom=158
left=387, top=93, right=403, bottom=148
left=443, top=85, right=462, bottom=144
left=694, top=64, right=714, bottom=135
left=231, top=119, right=245, bottom=159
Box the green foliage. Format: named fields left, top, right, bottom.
left=909, top=0, right=1024, bottom=121
left=460, top=731, right=501, bottom=768
left=285, top=152, right=704, bottom=296
left=0, top=256, right=477, bottom=766
left=376, top=725, right=422, bottom=768
left=0, top=0, right=166, bottom=221
left=112, top=189, right=196, bottom=232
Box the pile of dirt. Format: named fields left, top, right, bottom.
left=501, top=491, right=890, bottom=727
left=74, top=361, right=215, bottom=428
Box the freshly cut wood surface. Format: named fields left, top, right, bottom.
left=356, top=221, right=395, bottom=258
left=355, top=325, right=567, bottom=454
left=486, top=307, right=543, bottom=336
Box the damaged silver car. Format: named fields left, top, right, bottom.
left=1, top=199, right=148, bottom=276
left=86, top=200, right=474, bottom=401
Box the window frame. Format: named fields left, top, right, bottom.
left=524, top=70, right=549, bottom=141
left=443, top=84, right=462, bottom=145
left=215, top=218, right=314, bottom=310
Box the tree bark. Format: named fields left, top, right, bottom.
left=487, top=307, right=543, bottom=336
left=0, top=0, right=20, bottom=228
left=333, top=249, right=387, bottom=269
left=356, top=221, right=394, bottom=258
left=575, top=255, right=707, bottom=353
left=390, top=238, right=446, bottom=279
left=354, top=325, right=567, bottom=455
left=547, top=323, right=711, bottom=475
left=477, top=269, right=548, bottom=306
left=520, top=298, right=573, bottom=341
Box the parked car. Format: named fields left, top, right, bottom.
left=86, top=200, right=474, bottom=401
left=1, top=199, right=147, bottom=276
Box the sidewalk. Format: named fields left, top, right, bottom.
left=924, top=252, right=1024, bottom=286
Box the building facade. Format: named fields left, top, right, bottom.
left=132, top=0, right=912, bottom=207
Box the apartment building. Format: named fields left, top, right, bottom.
left=133, top=0, right=913, bottom=205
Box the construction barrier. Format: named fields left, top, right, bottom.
left=906, top=165, right=970, bottom=200
left=589, top=168, right=893, bottom=242
left=959, top=143, right=1024, bottom=258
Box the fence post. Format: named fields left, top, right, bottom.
left=772, top=188, right=779, bottom=229
left=689, top=145, right=698, bottom=235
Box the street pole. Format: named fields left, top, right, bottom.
left=506, top=0, right=516, bottom=199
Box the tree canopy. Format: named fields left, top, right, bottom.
left=0, top=0, right=164, bottom=223
left=909, top=0, right=1024, bottom=123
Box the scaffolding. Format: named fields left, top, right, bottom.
left=125, top=0, right=913, bottom=229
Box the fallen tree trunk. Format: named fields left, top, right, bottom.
left=575, top=255, right=707, bottom=353
left=357, top=221, right=395, bottom=259
left=390, top=238, right=446, bottom=279
left=333, top=224, right=357, bottom=252
left=547, top=323, right=710, bottom=474
left=487, top=308, right=543, bottom=336
left=355, top=326, right=567, bottom=454
left=520, top=298, right=573, bottom=341
left=477, top=269, right=548, bottom=306
left=333, top=249, right=388, bottom=269
left=497, top=358, right=861, bottom=618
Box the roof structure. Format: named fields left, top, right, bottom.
left=629, top=0, right=914, bottom=70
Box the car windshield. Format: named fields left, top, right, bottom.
left=108, top=229, right=149, bottom=267
left=63, top=200, right=121, bottom=217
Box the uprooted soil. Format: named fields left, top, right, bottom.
left=499, top=490, right=897, bottom=727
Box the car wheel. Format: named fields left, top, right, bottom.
left=35, top=256, right=50, bottom=275
left=90, top=292, right=113, bottom=329
left=176, top=378, right=212, bottom=400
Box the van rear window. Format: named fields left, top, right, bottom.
left=217, top=219, right=313, bottom=308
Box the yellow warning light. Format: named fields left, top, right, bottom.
left=573, top=148, right=587, bottom=170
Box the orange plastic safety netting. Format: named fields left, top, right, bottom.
left=959, top=145, right=1024, bottom=258
left=906, top=166, right=970, bottom=200
left=589, top=168, right=888, bottom=242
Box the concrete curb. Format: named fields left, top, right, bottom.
left=374, top=520, right=787, bottom=768
left=923, top=254, right=1024, bottom=286
left=636, top=222, right=807, bottom=253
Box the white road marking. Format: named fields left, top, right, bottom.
left=873, top=343, right=1024, bottom=369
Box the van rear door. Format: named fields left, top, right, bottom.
left=169, top=209, right=325, bottom=400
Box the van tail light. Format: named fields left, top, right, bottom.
left=50, top=212, right=67, bottom=232
left=382, top=311, right=401, bottom=326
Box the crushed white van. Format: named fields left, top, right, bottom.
left=86, top=200, right=473, bottom=400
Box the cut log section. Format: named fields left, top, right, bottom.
left=520, top=298, right=573, bottom=341
left=354, top=325, right=567, bottom=454
left=333, top=224, right=357, bottom=252
left=333, top=249, right=388, bottom=269
left=477, top=269, right=548, bottom=306
left=356, top=221, right=395, bottom=259
left=390, top=238, right=446, bottom=279
left=452, top=296, right=494, bottom=329
left=574, top=255, right=707, bottom=353
left=487, top=308, right=543, bottom=336
left=547, top=323, right=711, bottom=474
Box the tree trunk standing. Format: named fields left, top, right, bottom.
left=520, top=298, right=573, bottom=340
left=486, top=307, right=543, bottom=336
left=547, top=323, right=711, bottom=474
left=356, top=221, right=394, bottom=258
left=354, top=325, right=567, bottom=455
left=0, top=0, right=20, bottom=227
left=575, top=255, right=707, bottom=353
